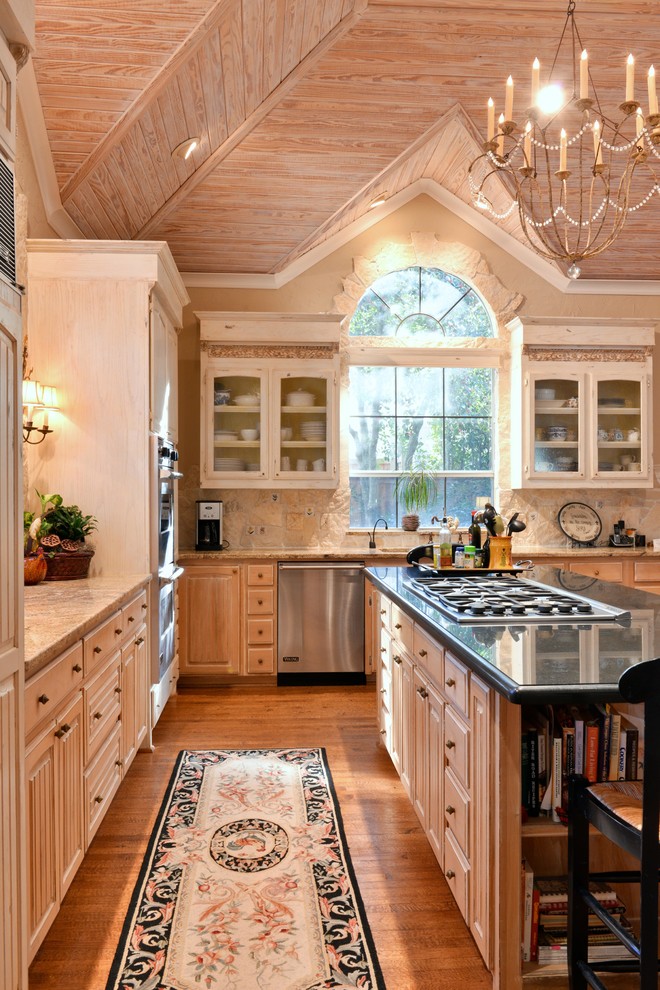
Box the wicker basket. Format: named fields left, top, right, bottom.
left=45, top=551, right=94, bottom=581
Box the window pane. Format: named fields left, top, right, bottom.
left=350, top=476, right=397, bottom=529
left=441, top=292, right=494, bottom=338
left=397, top=418, right=444, bottom=471
left=349, top=416, right=395, bottom=471
left=445, top=367, right=493, bottom=416
left=350, top=290, right=400, bottom=337
left=397, top=366, right=443, bottom=416
left=445, top=477, right=493, bottom=527
left=349, top=367, right=395, bottom=416
left=370, top=267, right=420, bottom=322
left=397, top=312, right=440, bottom=341
left=445, top=419, right=492, bottom=471
left=421, top=268, right=469, bottom=322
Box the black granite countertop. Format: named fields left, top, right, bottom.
left=365, top=564, right=660, bottom=705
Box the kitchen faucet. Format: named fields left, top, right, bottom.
left=369, top=517, right=388, bottom=548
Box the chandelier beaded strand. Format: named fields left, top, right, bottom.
left=468, top=0, right=660, bottom=278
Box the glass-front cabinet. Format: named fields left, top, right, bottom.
left=509, top=318, right=654, bottom=489
left=201, top=356, right=338, bottom=488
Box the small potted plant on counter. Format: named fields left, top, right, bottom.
left=25, top=491, right=98, bottom=581
left=395, top=468, right=439, bottom=532
left=23, top=512, right=47, bottom=585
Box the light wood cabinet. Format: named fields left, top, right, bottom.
left=200, top=355, right=339, bottom=488
left=509, top=318, right=654, bottom=489
left=150, top=292, right=180, bottom=443
left=469, top=674, right=493, bottom=965
left=26, top=690, right=84, bottom=962
left=179, top=565, right=242, bottom=676
left=245, top=563, right=276, bottom=675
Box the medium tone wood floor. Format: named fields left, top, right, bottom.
left=28, top=683, right=493, bottom=990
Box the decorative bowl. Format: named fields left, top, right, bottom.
left=240, top=429, right=258, bottom=441
left=234, top=394, right=259, bottom=406
left=286, top=390, right=314, bottom=406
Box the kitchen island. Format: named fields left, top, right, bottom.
left=365, top=563, right=658, bottom=990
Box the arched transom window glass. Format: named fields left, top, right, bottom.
left=348, top=266, right=495, bottom=529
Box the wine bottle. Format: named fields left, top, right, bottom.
left=439, top=517, right=452, bottom=567
left=469, top=511, right=482, bottom=549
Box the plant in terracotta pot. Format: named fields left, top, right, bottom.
left=23, top=512, right=48, bottom=585
left=395, top=469, right=439, bottom=531
left=26, top=491, right=98, bottom=581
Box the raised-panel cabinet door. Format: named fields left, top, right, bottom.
left=469, top=675, right=493, bottom=967
left=412, top=668, right=429, bottom=827
left=426, top=683, right=444, bottom=867
left=57, top=693, right=85, bottom=896
left=399, top=653, right=414, bottom=801
left=179, top=567, right=242, bottom=675
left=121, top=638, right=138, bottom=771
left=150, top=295, right=179, bottom=443
left=134, top=626, right=150, bottom=751
left=25, top=727, right=59, bottom=962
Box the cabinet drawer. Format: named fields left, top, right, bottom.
left=633, top=560, right=660, bottom=583
left=445, top=705, right=469, bottom=788
left=247, top=589, right=274, bottom=614
left=444, top=652, right=469, bottom=716
left=378, top=597, right=392, bottom=628
left=25, top=642, right=84, bottom=739
left=413, top=625, right=443, bottom=688
left=390, top=604, right=413, bottom=655
left=247, top=618, right=274, bottom=645
left=121, top=589, right=149, bottom=639
left=247, top=647, right=275, bottom=674
left=84, top=653, right=122, bottom=762
left=83, top=611, right=124, bottom=675
left=247, top=564, right=274, bottom=586
left=445, top=768, right=469, bottom=857
left=84, top=722, right=122, bottom=846
left=569, top=561, right=623, bottom=583
left=444, top=828, right=469, bottom=922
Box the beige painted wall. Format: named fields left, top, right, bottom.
left=178, top=194, right=660, bottom=553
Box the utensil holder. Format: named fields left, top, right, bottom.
left=487, top=536, right=512, bottom=569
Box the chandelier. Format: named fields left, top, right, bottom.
left=468, top=0, right=660, bottom=278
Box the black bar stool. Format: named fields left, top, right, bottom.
left=567, top=655, right=660, bottom=989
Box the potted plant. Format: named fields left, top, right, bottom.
left=395, top=469, right=439, bottom=531
left=24, top=491, right=98, bottom=581
left=23, top=512, right=48, bottom=585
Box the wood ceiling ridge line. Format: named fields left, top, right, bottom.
left=270, top=101, right=473, bottom=273
left=133, top=0, right=370, bottom=240
left=58, top=0, right=234, bottom=202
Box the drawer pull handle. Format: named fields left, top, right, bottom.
left=380, top=609, right=386, bottom=615
left=93, top=711, right=103, bottom=720
left=127, top=616, right=135, bottom=623
left=393, top=655, right=402, bottom=665
left=141, top=603, right=148, bottom=610
left=60, top=723, right=71, bottom=734
left=257, top=599, right=263, bottom=605
left=446, top=677, right=456, bottom=687
left=54, top=727, right=66, bottom=739
left=115, top=687, right=122, bottom=694
left=418, top=649, right=428, bottom=657
left=115, top=760, right=123, bottom=768
left=380, top=688, right=387, bottom=694
left=93, top=646, right=102, bottom=654
left=380, top=647, right=386, bottom=653
left=257, top=572, right=263, bottom=578
left=38, top=694, right=49, bottom=705
left=394, top=623, right=402, bottom=630
left=446, top=869, right=455, bottom=880
left=380, top=729, right=387, bottom=735
left=417, top=687, right=428, bottom=699
left=446, top=805, right=455, bottom=815
left=73, top=663, right=82, bottom=673
left=257, top=658, right=263, bottom=665
left=94, top=795, right=103, bottom=804
left=135, top=636, right=145, bottom=645
left=446, top=739, right=455, bottom=749
left=115, top=628, right=123, bottom=635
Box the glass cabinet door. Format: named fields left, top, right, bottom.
left=593, top=376, right=645, bottom=479
left=530, top=374, right=583, bottom=479
left=273, top=370, right=334, bottom=481
left=208, top=369, right=267, bottom=480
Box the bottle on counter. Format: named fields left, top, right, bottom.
left=454, top=544, right=465, bottom=568
left=439, top=517, right=452, bottom=568
left=464, top=545, right=475, bottom=568
left=469, top=511, right=482, bottom=549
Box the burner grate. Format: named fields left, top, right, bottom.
left=409, top=574, right=629, bottom=624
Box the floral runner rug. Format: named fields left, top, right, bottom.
left=105, top=748, right=386, bottom=990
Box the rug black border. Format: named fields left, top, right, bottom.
left=104, top=747, right=387, bottom=990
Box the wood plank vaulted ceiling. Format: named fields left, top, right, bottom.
left=30, top=0, right=660, bottom=280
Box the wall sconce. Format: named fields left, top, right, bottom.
left=23, top=378, right=59, bottom=444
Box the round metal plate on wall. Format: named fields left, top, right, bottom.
left=557, top=501, right=603, bottom=546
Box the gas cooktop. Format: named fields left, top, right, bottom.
left=408, top=573, right=630, bottom=624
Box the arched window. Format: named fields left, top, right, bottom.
left=348, top=266, right=495, bottom=529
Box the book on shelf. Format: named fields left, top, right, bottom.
left=535, top=877, right=623, bottom=909
left=608, top=710, right=621, bottom=781
left=551, top=734, right=563, bottom=823
left=595, top=703, right=612, bottom=782
left=521, top=859, right=535, bottom=963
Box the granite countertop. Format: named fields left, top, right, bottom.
left=365, top=563, right=660, bottom=705
left=178, top=545, right=660, bottom=562
left=24, top=574, right=151, bottom=679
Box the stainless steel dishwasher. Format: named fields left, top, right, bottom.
left=278, top=561, right=365, bottom=684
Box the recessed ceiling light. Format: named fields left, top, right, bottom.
left=172, top=138, right=199, bottom=161
left=368, top=193, right=388, bottom=209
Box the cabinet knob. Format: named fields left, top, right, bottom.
left=446, top=677, right=456, bottom=688
left=380, top=729, right=387, bottom=735
left=115, top=628, right=123, bottom=635
left=38, top=694, right=49, bottom=705
left=393, top=655, right=402, bottom=665
left=395, top=623, right=402, bottom=630
left=380, top=688, right=387, bottom=694
left=94, top=795, right=103, bottom=804
left=594, top=569, right=600, bottom=576
left=257, top=598, right=263, bottom=605
left=141, top=603, right=148, bottom=610
left=380, top=647, right=386, bottom=653
left=258, top=629, right=263, bottom=635
left=127, top=616, right=135, bottom=623
left=446, top=805, right=455, bottom=815
left=115, top=686, right=122, bottom=694
left=93, top=711, right=103, bottom=720
left=446, top=869, right=455, bottom=880
left=61, top=723, right=71, bottom=734
left=418, top=649, right=428, bottom=657
left=136, top=636, right=145, bottom=645
left=72, top=663, right=82, bottom=673
left=380, top=609, right=386, bottom=615
left=446, top=739, right=455, bottom=750
left=54, top=727, right=66, bottom=739
left=417, top=687, right=428, bottom=699
left=257, top=572, right=263, bottom=578
left=93, top=646, right=102, bottom=654
left=257, top=658, right=263, bottom=665
left=115, top=760, right=123, bottom=768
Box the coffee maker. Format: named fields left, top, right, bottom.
left=195, top=500, right=223, bottom=551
